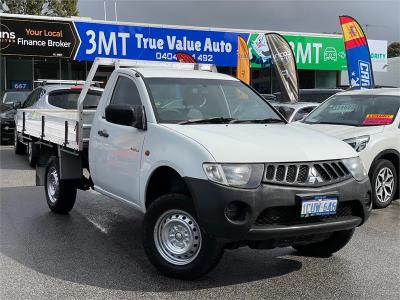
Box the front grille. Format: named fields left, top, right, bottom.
left=263, top=160, right=352, bottom=187
left=255, top=201, right=361, bottom=226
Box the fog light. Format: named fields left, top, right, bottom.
left=225, top=201, right=250, bottom=223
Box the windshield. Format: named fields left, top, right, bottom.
left=146, top=78, right=282, bottom=123
left=48, top=90, right=102, bottom=109
left=304, top=94, right=400, bottom=126
left=2, top=91, right=30, bottom=104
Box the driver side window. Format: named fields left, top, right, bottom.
left=110, top=76, right=141, bottom=106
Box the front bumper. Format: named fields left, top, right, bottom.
left=185, top=177, right=371, bottom=242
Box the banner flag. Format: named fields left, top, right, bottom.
left=265, top=33, right=299, bottom=103
left=176, top=52, right=197, bottom=63
left=236, top=35, right=250, bottom=84
left=339, top=15, right=374, bottom=88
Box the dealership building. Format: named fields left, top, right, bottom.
left=0, top=13, right=388, bottom=97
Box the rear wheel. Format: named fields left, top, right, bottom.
left=45, top=157, right=77, bottom=214
left=143, top=193, right=223, bottom=280
left=293, top=228, right=355, bottom=257
left=27, top=141, right=39, bottom=168
left=14, top=129, right=26, bottom=154
left=370, top=159, right=397, bottom=209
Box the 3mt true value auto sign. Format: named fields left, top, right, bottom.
left=73, top=21, right=245, bottom=66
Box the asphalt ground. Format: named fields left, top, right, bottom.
left=1, top=145, right=399, bottom=299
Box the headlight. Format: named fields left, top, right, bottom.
left=342, top=157, right=368, bottom=182
left=203, top=163, right=264, bottom=188
left=343, top=135, right=370, bottom=152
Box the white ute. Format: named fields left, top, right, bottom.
left=15, top=58, right=371, bottom=279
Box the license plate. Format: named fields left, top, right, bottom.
left=300, top=195, right=338, bottom=218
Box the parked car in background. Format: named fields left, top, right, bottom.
left=296, top=88, right=400, bottom=208
left=261, top=94, right=277, bottom=102
left=0, top=90, right=31, bottom=144
left=2, top=90, right=31, bottom=106
left=274, top=88, right=343, bottom=103
left=273, top=102, right=319, bottom=122
left=14, top=80, right=103, bottom=167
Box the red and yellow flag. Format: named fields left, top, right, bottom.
left=236, top=35, right=250, bottom=85
left=339, top=16, right=368, bottom=50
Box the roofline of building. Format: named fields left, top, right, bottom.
left=0, top=12, right=345, bottom=39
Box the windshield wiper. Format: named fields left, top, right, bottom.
left=178, top=117, right=235, bottom=125
left=229, top=118, right=286, bottom=124
left=305, top=121, right=359, bottom=127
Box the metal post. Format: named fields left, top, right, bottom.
left=41, top=115, right=45, bottom=139
left=22, top=112, right=25, bottom=132
left=64, top=121, right=69, bottom=146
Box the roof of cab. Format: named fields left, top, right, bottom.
left=338, top=88, right=400, bottom=97
left=130, top=67, right=238, bottom=80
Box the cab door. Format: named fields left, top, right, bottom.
left=91, top=74, right=146, bottom=205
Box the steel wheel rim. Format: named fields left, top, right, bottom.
left=375, top=167, right=394, bottom=203
left=47, top=167, right=59, bottom=204
left=154, top=209, right=202, bottom=266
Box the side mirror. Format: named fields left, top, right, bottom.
left=12, top=102, right=21, bottom=109
left=105, top=104, right=146, bottom=130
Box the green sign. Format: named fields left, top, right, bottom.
left=247, top=33, right=347, bottom=70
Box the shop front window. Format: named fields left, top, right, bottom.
left=61, top=60, right=87, bottom=80
left=33, top=58, right=60, bottom=84
left=5, top=57, right=33, bottom=91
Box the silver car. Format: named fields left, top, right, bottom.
left=15, top=80, right=103, bottom=166
left=273, top=102, right=319, bottom=122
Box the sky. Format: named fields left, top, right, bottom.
left=77, top=0, right=400, bottom=43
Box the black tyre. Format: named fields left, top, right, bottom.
left=14, top=129, right=26, bottom=155
left=27, top=141, right=39, bottom=168
left=293, top=228, right=355, bottom=257
left=45, top=156, right=77, bottom=214
left=370, top=159, right=398, bottom=209
left=143, top=193, right=223, bottom=280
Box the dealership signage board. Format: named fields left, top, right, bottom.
left=368, top=40, right=388, bottom=72
left=248, top=33, right=347, bottom=70
left=73, top=21, right=241, bottom=66
left=0, top=15, right=388, bottom=70
left=0, top=17, right=79, bottom=58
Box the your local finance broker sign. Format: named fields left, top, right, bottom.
left=0, top=18, right=78, bottom=58
left=73, top=21, right=243, bottom=66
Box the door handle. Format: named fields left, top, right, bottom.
left=97, top=129, right=109, bottom=138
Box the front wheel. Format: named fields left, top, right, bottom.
left=45, top=157, right=77, bottom=214
left=292, top=228, right=355, bottom=257
left=27, top=141, right=39, bottom=168
left=143, top=194, right=223, bottom=280
left=14, top=130, right=26, bottom=155
left=370, top=159, right=398, bottom=209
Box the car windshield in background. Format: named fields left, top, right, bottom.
left=303, top=95, right=400, bottom=126
left=275, top=106, right=295, bottom=120
left=146, top=78, right=282, bottom=124
left=48, top=90, right=102, bottom=109
left=274, top=90, right=340, bottom=103
left=2, top=91, right=30, bottom=104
